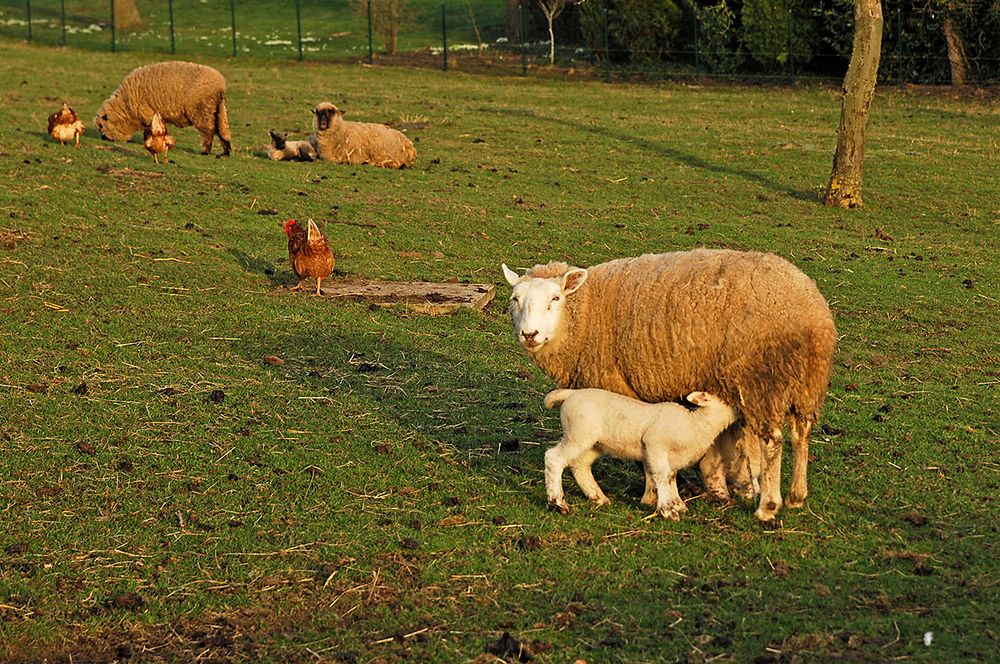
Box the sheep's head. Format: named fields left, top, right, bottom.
left=502, top=263, right=587, bottom=353
left=93, top=97, right=135, bottom=141
left=313, top=102, right=345, bottom=132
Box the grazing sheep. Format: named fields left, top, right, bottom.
left=267, top=130, right=317, bottom=162
left=502, top=249, right=836, bottom=522
left=94, top=61, right=232, bottom=156
left=544, top=389, right=738, bottom=520
left=309, top=102, right=415, bottom=169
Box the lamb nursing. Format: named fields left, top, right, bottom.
left=544, top=389, right=738, bottom=520
left=503, top=250, right=836, bottom=521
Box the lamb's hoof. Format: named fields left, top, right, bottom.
left=786, top=492, right=807, bottom=509
left=548, top=498, right=570, bottom=515
left=754, top=500, right=782, bottom=522
left=590, top=496, right=611, bottom=508
left=656, top=506, right=683, bottom=521
left=639, top=489, right=658, bottom=506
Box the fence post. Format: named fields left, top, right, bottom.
left=25, top=0, right=31, bottom=42
left=60, top=0, right=66, bottom=45
left=110, top=0, right=116, bottom=52
left=367, top=0, right=374, bottom=64
left=441, top=4, right=448, bottom=71
left=296, top=0, right=303, bottom=61
left=168, top=0, right=175, bottom=53
left=896, top=6, right=903, bottom=86
left=693, top=10, right=699, bottom=71
left=518, top=3, right=526, bottom=76
left=602, top=0, right=611, bottom=82
left=230, top=0, right=237, bottom=56
left=786, top=9, right=794, bottom=84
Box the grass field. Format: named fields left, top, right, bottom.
left=1, top=38, right=998, bottom=662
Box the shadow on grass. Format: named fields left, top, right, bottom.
left=508, top=108, right=819, bottom=202
left=228, top=247, right=289, bottom=287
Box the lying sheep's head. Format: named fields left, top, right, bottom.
left=502, top=263, right=587, bottom=353
left=313, top=102, right=345, bottom=132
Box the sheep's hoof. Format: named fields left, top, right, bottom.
left=639, top=489, right=657, bottom=506
left=548, top=498, right=570, bottom=515
left=731, top=481, right=757, bottom=501
left=590, top=496, right=611, bottom=508
left=705, top=486, right=731, bottom=503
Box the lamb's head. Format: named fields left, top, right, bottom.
left=268, top=130, right=287, bottom=149
left=313, top=102, right=345, bottom=132
left=502, top=262, right=587, bottom=353
left=686, top=392, right=738, bottom=428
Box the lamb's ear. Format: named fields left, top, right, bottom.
left=686, top=392, right=710, bottom=406
left=501, top=263, right=520, bottom=286
left=562, top=268, right=588, bottom=295
left=336, top=108, right=346, bottom=116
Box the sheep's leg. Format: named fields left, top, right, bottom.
left=199, top=130, right=214, bottom=155
left=787, top=417, right=812, bottom=508
left=754, top=428, right=784, bottom=522
left=544, top=444, right=572, bottom=514
left=699, top=444, right=730, bottom=502
left=721, top=425, right=759, bottom=501
left=639, top=466, right=657, bottom=506
left=568, top=448, right=610, bottom=507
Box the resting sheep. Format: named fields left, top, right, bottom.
left=309, top=102, right=415, bottom=169
left=502, top=249, right=837, bottom=522
left=544, top=389, right=738, bottom=520
left=268, top=130, right=317, bottom=162
left=94, top=61, right=232, bottom=156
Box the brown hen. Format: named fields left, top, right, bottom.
left=285, top=219, right=335, bottom=295
left=143, top=113, right=176, bottom=164
left=47, top=102, right=84, bottom=148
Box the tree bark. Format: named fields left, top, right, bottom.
left=506, top=0, right=521, bottom=41
left=114, top=0, right=143, bottom=31
left=824, top=0, right=883, bottom=209
left=942, top=14, right=968, bottom=85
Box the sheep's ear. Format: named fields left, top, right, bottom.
left=562, top=268, right=588, bottom=295
left=501, top=263, right=520, bottom=286
left=336, top=108, right=345, bottom=116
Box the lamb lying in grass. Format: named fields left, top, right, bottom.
left=543, top=389, right=738, bottom=520
left=267, top=130, right=316, bottom=162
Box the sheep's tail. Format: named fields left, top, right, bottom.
left=544, top=389, right=574, bottom=410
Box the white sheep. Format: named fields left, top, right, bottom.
left=309, top=102, right=415, bottom=169
left=502, top=249, right=837, bottom=522
left=267, top=130, right=317, bottom=162
left=544, top=389, right=738, bottom=520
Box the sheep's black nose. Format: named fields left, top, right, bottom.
left=521, top=331, right=538, bottom=342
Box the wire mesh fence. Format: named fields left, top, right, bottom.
left=1, top=0, right=997, bottom=85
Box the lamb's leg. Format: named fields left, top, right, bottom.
left=644, top=438, right=684, bottom=520
left=699, top=444, right=730, bottom=502
left=639, top=465, right=657, bottom=506
left=787, top=417, right=812, bottom=508
left=544, top=444, right=572, bottom=514
left=568, top=448, right=610, bottom=507
left=754, top=428, right=784, bottom=522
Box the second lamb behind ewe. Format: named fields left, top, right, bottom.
left=544, top=388, right=738, bottom=520
left=268, top=130, right=317, bottom=162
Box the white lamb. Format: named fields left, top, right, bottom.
left=543, top=388, right=738, bottom=520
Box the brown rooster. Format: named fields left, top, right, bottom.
left=47, top=102, right=84, bottom=148
left=143, top=113, right=176, bottom=164
left=284, top=219, right=335, bottom=295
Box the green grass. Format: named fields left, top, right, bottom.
left=0, top=0, right=508, bottom=60
left=2, top=38, right=999, bottom=662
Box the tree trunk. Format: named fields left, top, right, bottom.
left=546, top=11, right=555, bottom=64
left=942, top=15, right=968, bottom=85
left=114, top=0, right=143, bottom=31
left=824, top=0, right=883, bottom=209
left=506, top=0, right=520, bottom=41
